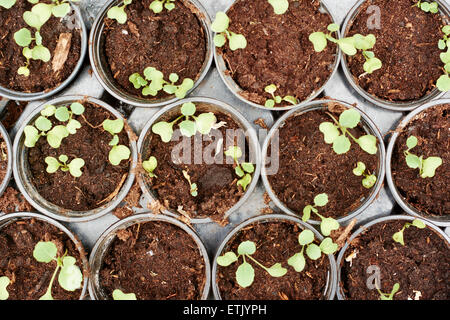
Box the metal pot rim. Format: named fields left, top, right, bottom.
left=211, top=213, right=338, bottom=300
left=13, top=95, right=138, bottom=223
left=0, top=122, right=13, bottom=199
left=213, top=0, right=342, bottom=111
left=386, top=98, right=450, bottom=227
left=137, top=96, right=262, bottom=224
left=261, top=99, right=386, bottom=225
left=88, top=212, right=211, bottom=300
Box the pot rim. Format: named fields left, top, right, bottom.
left=335, top=214, right=450, bottom=300
left=340, top=0, right=449, bottom=111
left=89, top=0, right=214, bottom=108
left=12, top=95, right=138, bottom=223
left=0, top=2, right=88, bottom=101
left=261, top=99, right=386, bottom=225
left=137, top=96, right=262, bottom=224
left=0, top=212, right=89, bottom=300
left=386, top=98, right=450, bottom=227
left=0, top=122, right=13, bottom=198
left=88, top=212, right=211, bottom=300
left=211, top=213, right=338, bottom=300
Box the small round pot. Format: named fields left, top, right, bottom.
left=340, top=0, right=450, bottom=111
left=13, top=95, right=138, bottom=223
left=212, top=214, right=337, bottom=300
left=261, top=99, right=386, bottom=225
left=335, top=214, right=450, bottom=300
left=0, top=3, right=88, bottom=101
left=0, top=122, right=13, bottom=198
left=137, top=96, right=262, bottom=224
left=0, top=212, right=89, bottom=300
left=88, top=212, right=211, bottom=300
left=214, top=0, right=342, bottom=111
left=386, top=99, right=450, bottom=227
left=89, top=0, right=214, bottom=108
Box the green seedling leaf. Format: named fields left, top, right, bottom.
left=23, top=11, right=42, bottom=30
left=103, top=119, right=124, bottom=135
left=421, top=156, right=442, bottom=178
left=283, top=96, right=298, bottom=105
left=143, top=156, right=157, bottom=177
left=45, top=156, right=61, bottom=173
left=237, top=173, right=252, bottom=191
left=35, top=116, right=52, bottom=132
left=287, top=252, right=306, bottom=272
left=129, top=73, right=148, bottom=89
left=405, top=154, right=421, bottom=169
left=55, top=106, right=70, bottom=122
left=333, top=135, right=351, bottom=154
left=237, top=241, right=256, bottom=255
left=319, top=237, right=338, bottom=254
left=52, top=3, right=70, bottom=18
left=337, top=37, right=357, bottom=55
left=392, top=230, right=405, bottom=246
left=67, top=158, right=85, bottom=178
left=41, top=104, right=56, bottom=117
left=24, top=125, right=40, bottom=147
left=353, top=161, right=366, bottom=176
left=67, top=119, right=81, bottom=135
left=268, top=0, right=289, bottom=15
left=214, top=33, right=226, bottom=47
left=236, top=262, right=254, bottom=288
left=235, top=166, right=244, bottom=177
left=327, top=23, right=340, bottom=32
left=33, top=241, right=57, bottom=263
left=113, top=289, right=137, bottom=300
left=364, top=57, right=382, bottom=73
left=378, top=283, right=400, bottom=300
left=266, top=263, right=287, bottom=277
left=107, top=5, right=127, bottom=24
left=149, top=0, right=163, bottom=13
left=211, top=11, right=229, bottom=33
left=31, top=3, right=52, bottom=25
left=196, top=112, right=217, bottom=135
left=165, top=2, right=175, bottom=11
left=109, top=145, right=131, bottom=166
left=179, top=120, right=196, bottom=137
left=169, top=73, right=179, bottom=83
left=298, top=229, right=315, bottom=246
left=70, top=102, right=85, bottom=115
left=305, top=243, right=321, bottom=260
left=406, top=136, right=418, bottom=149
left=58, top=256, right=83, bottom=291
left=152, top=121, right=173, bottom=143
left=265, top=84, right=277, bottom=94
left=217, top=252, right=238, bottom=267
left=175, top=78, right=194, bottom=98
left=319, top=122, right=340, bottom=144
left=241, top=162, right=254, bottom=174
left=314, top=193, right=328, bottom=207
left=357, top=135, right=378, bottom=154
left=265, top=99, right=275, bottom=108
left=31, top=45, right=51, bottom=62
left=436, top=74, right=450, bottom=92
left=0, top=276, right=10, bottom=300
left=47, top=125, right=69, bottom=148
left=35, top=31, right=42, bottom=45
left=59, top=155, right=68, bottom=163
left=309, top=32, right=327, bottom=52
left=339, top=109, right=361, bottom=129
left=14, top=28, right=32, bottom=47
left=320, top=217, right=340, bottom=237
left=0, top=0, right=16, bottom=9
left=181, top=102, right=196, bottom=116
left=109, top=135, right=119, bottom=146
left=18, top=66, right=30, bottom=77
left=225, top=145, right=242, bottom=160
left=229, top=33, right=247, bottom=51
left=362, top=175, right=377, bottom=189
left=302, top=205, right=313, bottom=221
left=412, top=219, right=426, bottom=229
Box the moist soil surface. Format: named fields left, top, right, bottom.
left=0, top=0, right=82, bottom=93
left=103, top=0, right=206, bottom=100
left=347, top=0, right=446, bottom=102
left=267, top=103, right=378, bottom=219
left=144, top=105, right=249, bottom=222
left=219, top=0, right=336, bottom=107
left=217, top=220, right=330, bottom=300
left=0, top=134, right=7, bottom=186
left=391, top=104, right=449, bottom=216
left=1, top=100, right=28, bottom=130
left=0, top=218, right=84, bottom=300
left=340, top=220, right=450, bottom=300
left=100, top=221, right=206, bottom=300
left=28, top=101, right=131, bottom=211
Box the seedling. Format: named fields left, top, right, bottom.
left=353, top=161, right=377, bottom=188
left=437, top=25, right=450, bottom=92
left=216, top=240, right=287, bottom=288
left=414, top=1, right=439, bottom=13
left=224, top=146, right=254, bottom=191
left=212, top=12, right=247, bottom=51
left=404, top=136, right=443, bottom=178
left=129, top=67, right=194, bottom=99
left=268, top=0, right=289, bottom=15
left=143, top=156, right=157, bottom=177
left=102, top=118, right=131, bottom=166
left=288, top=229, right=338, bottom=273
left=149, top=0, right=175, bottom=13
left=45, top=155, right=85, bottom=178
left=152, top=102, right=219, bottom=142
left=264, top=84, right=298, bottom=108
left=33, top=241, right=83, bottom=300
left=392, top=219, right=426, bottom=246
left=107, top=0, right=132, bottom=24
left=113, top=289, right=137, bottom=300
left=302, top=193, right=340, bottom=237
left=0, top=276, right=10, bottom=300
left=0, top=0, right=15, bottom=9
left=309, top=23, right=382, bottom=74
left=182, top=170, right=198, bottom=197
left=377, top=283, right=400, bottom=300
left=319, top=108, right=378, bottom=155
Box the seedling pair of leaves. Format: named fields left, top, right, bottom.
left=436, top=26, right=450, bottom=92
left=182, top=170, right=198, bottom=197
left=107, top=0, right=132, bottom=24
left=415, top=1, right=439, bottom=13
left=288, top=229, right=338, bottom=273
left=404, top=136, right=442, bottom=178
left=217, top=241, right=287, bottom=288
left=309, top=23, right=382, bottom=74
left=143, top=156, right=157, bottom=178
left=268, top=0, right=289, bottom=15
left=129, top=67, right=194, bottom=99
left=224, top=146, right=254, bottom=191
left=0, top=0, right=16, bottom=9
left=212, top=12, right=247, bottom=51
left=353, top=161, right=377, bottom=189
left=149, top=0, right=175, bottom=13
left=392, top=218, right=426, bottom=246
left=45, top=154, right=85, bottom=178
left=377, top=283, right=400, bottom=300
left=152, top=102, right=220, bottom=142
left=264, top=84, right=298, bottom=108
left=103, top=119, right=131, bottom=166
left=319, top=108, right=378, bottom=155
left=33, top=241, right=83, bottom=300
left=24, top=102, right=85, bottom=149
left=302, top=193, right=340, bottom=238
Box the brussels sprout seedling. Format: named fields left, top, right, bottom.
left=212, top=11, right=247, bottom=51
left=392, top=219, right=426, bottom=246
left=415, top=0, right=439, bottom=13
left=182, top=170, right=198, bottom=197
left=224, top=146, right=254, bottom=191
left=437, top=26, right=450, bottom=92
left=107, top=0, right=132, bottom=24
left=102, top=118, right=131, bottom=166
left=352, top=161, right=377, bottom=188
left=149, top=0, right=175, bottom=13
left=268, top=0, right=289, bottom=15
left=0, top=0, right=15, bottom=9
left=143, top=156, right=157, bottom=178
left=45, top=155, right=85, bottom=178
left=113, top=289, right=137, bottom=300
left=302, top=193, right=340, bottom=237
left=217, top=240, right=287, bottom=288
left=403, top=136, right=443, bottom=178
left=264, top=84, right=298, bottom=108
left=377, top=283, right=400, bottom=301
left=0, top=276, right=10, bottom=300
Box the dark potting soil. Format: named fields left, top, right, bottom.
left=340, top=220, right=450, bottom=300
left=144, top=105, right=249, bottom=222
left=0, top=218, right=85, bottom=300
left=0, top=0, right=82, bottom=93
left=0, top=187, right=33, bottom=214
left=217, top=220, right=330, bottom=300
left=267, top=103, right=378, bottom=219
left=28, top=101, right=131, bottom=211
left=1, top=100, right=28, bottom=130
left=0, top=135, right=7, bottom=185
left=391, top=104, right=449, bottom=216
left=103, top=0, right=206, bottom=99
left=100, top=221, right=206, bottom=300
left=219, top=0, right=337, bottom=107
left=346, top=0, right=446, bottom=102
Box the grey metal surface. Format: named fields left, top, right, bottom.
left=2, top=0, right=450, bottom=274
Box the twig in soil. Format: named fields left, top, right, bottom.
left=96, top=173, right=127, bottom=205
